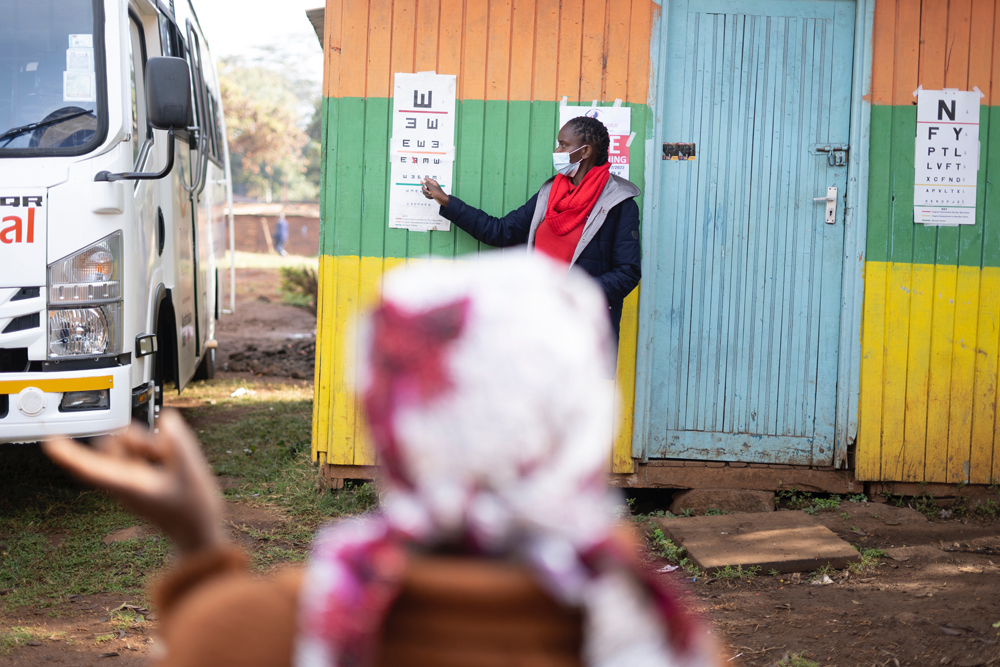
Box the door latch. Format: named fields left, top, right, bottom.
left=813, top=187, right=838, bottom=224
left=812, top=144, right=849, bottom=167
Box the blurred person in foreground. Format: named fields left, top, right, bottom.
left=44, top=254, right=718, bottom=667
left=421, top=116, right=640, bottom=348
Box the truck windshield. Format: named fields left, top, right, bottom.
left=0, top=0, right=105, bottom=156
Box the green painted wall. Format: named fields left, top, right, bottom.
left=866, top=104, right=1000, bottom=267
left=319, top=98, right=649, bottom=260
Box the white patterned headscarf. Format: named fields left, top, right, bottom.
left=295, top=253, right=711, bottom=667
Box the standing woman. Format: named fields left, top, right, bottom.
left=421, top=116, right=640, bottom=345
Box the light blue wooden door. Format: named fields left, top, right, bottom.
left=635, top=0, right=856, bottom=466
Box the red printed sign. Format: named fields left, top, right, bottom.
left=559, top=106, right=633, bottom=180
left=0, top=193, right=46, bottom=288
left=1, top=208, right=37, bottom=244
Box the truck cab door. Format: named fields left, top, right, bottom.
left=127, top=10, right=158, bottom=385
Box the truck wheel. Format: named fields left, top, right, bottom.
left=194, top=347, right=216, bottom=381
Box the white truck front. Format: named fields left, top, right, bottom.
left=0, top=0, right=211, bottom=442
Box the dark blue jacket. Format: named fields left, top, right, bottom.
left=440, top=175, right=641, bottom=342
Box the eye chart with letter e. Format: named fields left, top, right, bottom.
left=388, top=72, right=456, bottom=232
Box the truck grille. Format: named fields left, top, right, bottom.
left=0, top=347, right=27, bottom=372
left=1, top=286, right=44, bottom=371
left=2, top=313, right=39, bottom=334
left=11, top=287, right=40, bottom=302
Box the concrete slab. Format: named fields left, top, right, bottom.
left=653, top=511, right=860, bottom=574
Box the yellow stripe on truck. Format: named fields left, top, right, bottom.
left=0, top=376, right=114, bottom=395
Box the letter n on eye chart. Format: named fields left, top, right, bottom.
left=913, top=89, right=982, bottom=226
left=388, top=72, right=457, bottom=232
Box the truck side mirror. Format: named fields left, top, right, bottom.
left=145, top=57, right=191, bottom=130
left=94, top=57, right=190, bottom=182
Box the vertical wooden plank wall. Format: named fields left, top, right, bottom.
left=857, top=0, right=1000, bottom=483
left=313, top=0, right=658, bottom=472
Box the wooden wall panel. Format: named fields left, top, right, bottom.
left=316, top=0, right=657, bottom=472
left=858, top=0, right=1000, bottom=484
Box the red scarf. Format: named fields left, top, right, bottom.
left=534, top=162, right=611, bottom=264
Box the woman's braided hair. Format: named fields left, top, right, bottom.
left=565, top=116, right=610, bottom=166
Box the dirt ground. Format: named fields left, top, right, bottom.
left=3, top=267, right=1000, bottom=667
left=649, top=501, right=1000, bottom=667
left=214, top=267, right=317, bottom=380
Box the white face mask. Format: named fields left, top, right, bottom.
left=552, top=145, right=588, bottom=177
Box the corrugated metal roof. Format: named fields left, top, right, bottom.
left=306, top=8, right=324, bottom=48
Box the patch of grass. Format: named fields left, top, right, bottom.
left=768, top=568, right=780, bottom=577
left=0, top=626, right=46, bottom=655
left=975, top=499, right=999, bottom=518
left=94, top=633, right=114, bottom=644
left=0, top=443, right=171, bottom=612
left=326, top=481, right=379, bottom=516
left=704, top=507, right=728, bottom=516
left=839, top=512, right=850, bottom=520
left=848, top=548, right=886, bottom=575
left=714, top=564, right=760, bottom=581
left=880, top=491, right=938, bottom=519
left=648, top=527, right=702, bottom=577
left=776, top=653, right=821, bottom=667
left=878, top=491, right=1000, bottom=521
left=676, top=508, right=695, bottom=518
left=882, top=489, right=941, bottom=517
left=780, top=488, right=841, bottom=515
left=811, top=495, right=842, bottom=511
left=944, top=496, right=1000, bottom=520
left=629, top=509, right=677, bottom=522
left=279, top=266, right=318, bottom=313
left=811, top=563, right=835, bottom=580
left=629, top=509, right=677, bottom=523
left=181, top=379, right=379, bottom=521
left=776, top=486, right=813, bottom=510
left=912, top=493, right=939, bottom=518
left=109, top=607, right=146, bottom=631
left=253, top=546, right=309, bottom=569
left=179, top=379, right=379, bottom=568
left=0, top=378, right=380, bottom=613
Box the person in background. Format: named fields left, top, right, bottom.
left=43, top=255, right=717, bottom=667
left=421, top=116, right=640, bottom=347
left=273, top=211, right=289, bottom=256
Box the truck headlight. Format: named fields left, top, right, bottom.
left=48, top=232, right=123, bottom=358
left=48, top=304, right=121, bottom=357
left=49, top=232, right=122, bottom=303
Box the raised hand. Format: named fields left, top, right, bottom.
left=42, top=409, right=225, bottom=556
left=421, top=178, right=449, bottom=207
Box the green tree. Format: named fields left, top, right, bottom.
left=218, top=54, right=321, bottom=201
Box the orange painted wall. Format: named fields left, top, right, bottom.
left=322, top=0, right=655, bottom=104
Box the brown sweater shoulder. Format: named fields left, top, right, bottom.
left=152, top=548, right=302, bottom=667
